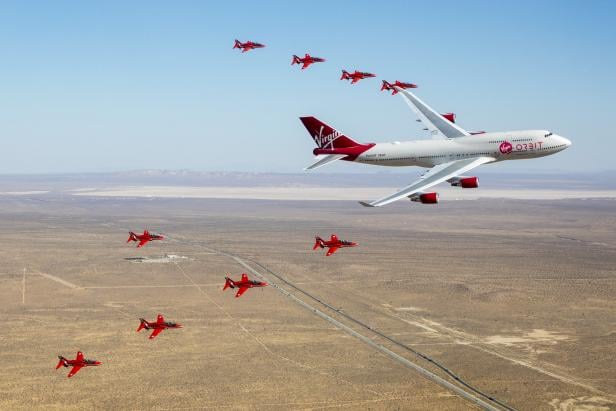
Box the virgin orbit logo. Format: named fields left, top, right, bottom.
left=499, top=141, right=513, bottom=154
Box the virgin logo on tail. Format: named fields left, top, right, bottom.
left=315, top=125, right=341, bottom=149
left=499, top=141, right=513, bottom=154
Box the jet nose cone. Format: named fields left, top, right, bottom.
left=558, top=135, right=572, bottom=148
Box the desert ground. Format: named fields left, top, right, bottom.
left=0, top=191, right=615, bottom=410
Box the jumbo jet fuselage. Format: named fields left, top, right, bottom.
left=351, top=130, right=571, bottom=168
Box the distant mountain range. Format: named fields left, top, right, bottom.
left=0, top=170, right=613, bottom=190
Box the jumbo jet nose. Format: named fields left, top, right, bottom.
left=560, top=135, right=572, bottom=148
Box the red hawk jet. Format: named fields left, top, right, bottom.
left=340, top=70, right=376, bottom=84
left=137, top=314, right=182, bottom=339
left=55, top=351, right=101, bottom=378
left=233, top=39, right=265, bottom=53
left=313, top=234, right=358, bottom=256
left=381, top=80, right=418, bottom=95
left=127, top=230, right=164, bottom=248
left=223, top=273, right=268, bottom=298
left=291, top=53, right=326, bottom=69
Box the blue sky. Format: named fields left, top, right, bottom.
left=0, top=1, right=614, bottom=174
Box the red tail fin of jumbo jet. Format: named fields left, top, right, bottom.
left=300, top=117, right=361, bottom=149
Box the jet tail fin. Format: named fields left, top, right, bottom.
left=233, top=39, right=241, bottom=49
left=291, top=55, right=300, bottom=65
left=127, top=232, right=136, bottom=243
left=137, top=318, right=147, bottom=332
left=313, top=237, right=324, bottom=250
left=223, top=276, right=234, bottom=291
left=340, top=70, right=349, bottom=80
left=56, top=356, right=66, bottom=369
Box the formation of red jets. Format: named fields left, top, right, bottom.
left=57, top=225, right=358, bottom=377
left=56, top=37, right=373, bottom=379
left=233, top=38, right=415, bottom=92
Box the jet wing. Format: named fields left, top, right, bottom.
left=137, top=239, right=149, bottom=248
left=68, top=365, right=83, bottom=378
left=302, top=61, right=311, bottom=69
left=235, top=287, right=249, bottom=298
left=304, top=154, right=346, bottom=170
left=395, top=87, right=470, bottom=140
left=326, top=247, right=339, bottom=256
left=149, top=328, right=163, bottom=339
left=359, top=156, right=495, bottom=208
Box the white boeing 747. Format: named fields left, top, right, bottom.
left=300, top=88, right=572, bottom=207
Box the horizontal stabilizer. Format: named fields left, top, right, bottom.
left=304, top=154, right=346, bottom=170
left=358, top=201, right=375, bottom=208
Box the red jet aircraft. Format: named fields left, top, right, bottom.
left=55, top=351, right=101, bottom=378
left=233, top=39, right=265, bottom=53
left=291, top=53, right=326, bottom=69
left=127, top=230, right=164, bottom=248
left=137, top=314, right=182, bottom=339
left=381, top=80, right=418, bottom=95
left=340, top=70, right=376, bottom=84
left=313, top=234, right=358, bottom=256
left=223, top=273, right=268, bottom=298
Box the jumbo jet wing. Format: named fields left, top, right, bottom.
left=395, top=87, right=470, bottom=140
left=359, top=156, right=494, bottom=207
left=304, top=154, right=346, bottom=170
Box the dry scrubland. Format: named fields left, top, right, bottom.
left=0, top=195, right=615, bottom=410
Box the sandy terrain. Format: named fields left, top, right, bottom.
left=0, top=194, right=614, bottom=410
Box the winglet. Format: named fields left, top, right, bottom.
left=304, top=154, right=346, bottom=171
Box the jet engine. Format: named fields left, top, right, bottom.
left=449, top=176, right=479, bottom=188
left=409, top=192, right=439, bottom=204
